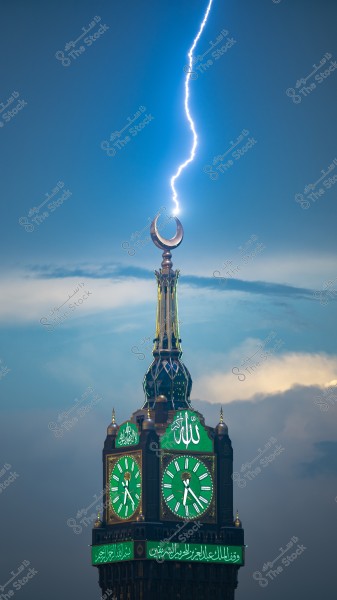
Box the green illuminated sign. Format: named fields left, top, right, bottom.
left=146, top=542, right=243, bottom=564
left=161, top=410, right=213, bottom=452
left=116, top=422, right=139, bottom=447
left=92, top=542, right=134, bottom=565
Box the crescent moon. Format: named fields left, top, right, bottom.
left=150, top=214, right=184, bottom=251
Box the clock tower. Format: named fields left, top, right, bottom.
left=91, top=216, right=245, bottom=599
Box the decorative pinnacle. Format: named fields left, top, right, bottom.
left=147, top=404, right=151, bottom=419
left=220, top=406, right=224, bottom=423
left=150, top=214, right=184, bottom=252
left=112, top=408, right=116, bottom=424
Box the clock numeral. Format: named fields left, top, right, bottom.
left=166, top=470, right=174, bottom=479
left=199, top=496, right=208, bottom=504
left=201, top=486, right=211, bottom=491
left=125, top=506, right=129, bottom=516
left=193, top=502, right=200, bottom=514
left=125, top=458, right=128, bottom=469
left=136, top=483, right=141, bottom=488
left=163, top=483, right=172, bottom=489
left=117, top=463, right=123, bottom=473
left=111, top=486, right=118, bottom=492
left=193, top=462, right=200, bottom=472
left=174, top=460, right=180, bottom=472
left=199, top=473, right=208, bottom=480
left=135, top=471, right=140, bottom=479
left=175, top=502, right=180, bottom=512
left=166, top=494, right=174, bottom=502
left=117, top=504, right=123, bottom=513
left=135, top=493, right=140, bottom=500
left=185, top=505, right=189, bottom=517
left=112, top=496, right=119, bottom=504
left=185, top=457, right=189, bottom=469
left=112, top=474, right=119, bottom=481
left=131, top=462, right=135, bottom=472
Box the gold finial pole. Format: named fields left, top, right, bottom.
left=220, top=406, right=224, bottom=423
left=112, top=408, right=116, bottom=424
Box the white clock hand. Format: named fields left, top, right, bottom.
left=187, top=486, right=203, bottom=508
left=183, top=484, right=188, bottom=506
left=125, top=487, right=135, bottom=507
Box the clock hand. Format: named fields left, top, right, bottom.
left=125, top=487, right=135, bottom=507
left=187, top=486, right=203, bottom=508
left=183, top=484, right=188, bottom=506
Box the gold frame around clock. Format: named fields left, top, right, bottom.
left=106, top=450, right=143, bottom=524
left=160, top=451, right=216, bottom=523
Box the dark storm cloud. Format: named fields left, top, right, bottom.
left=26, top=263, right=316, bottom=301
left=298, top=440, right=337, bottom=477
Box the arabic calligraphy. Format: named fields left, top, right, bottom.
left=116, top=422, right=140, bottom=447
left=172, top=411, right=200, bottom=448
left=147, top=542, right=243, bottom=565
left=161, top=411, right=212, bottom=452
left=92, top=542, right=134, bottom=565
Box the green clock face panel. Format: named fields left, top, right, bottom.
left=109, top=455, right=141, bottom=520
left=162, top=455, right=213, bottom=519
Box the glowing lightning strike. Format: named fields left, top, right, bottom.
left=170, top=0, right=214, bottom=216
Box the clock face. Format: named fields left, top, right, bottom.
left=162, top=455, right=213, bottom=519
left=109, top=455, right=142, bottom=520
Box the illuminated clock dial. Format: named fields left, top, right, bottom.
left=162, top=455, right=213, bottom=519
left=109, top=455, right=141, bottom=520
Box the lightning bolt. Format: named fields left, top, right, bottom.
left=170, top=0, right=214, bottom=216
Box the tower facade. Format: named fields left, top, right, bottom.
left=91, top=216, right=244, bottom=599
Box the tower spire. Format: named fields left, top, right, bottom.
left=143, top=214, right=192, bottom=410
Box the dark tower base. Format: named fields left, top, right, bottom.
left=98, top=561, right=239, bottom=600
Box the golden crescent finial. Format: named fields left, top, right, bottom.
left=150, top=214, right=184, bottom=251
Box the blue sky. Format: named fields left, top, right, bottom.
left=1, top=1, right=337, bottom=599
